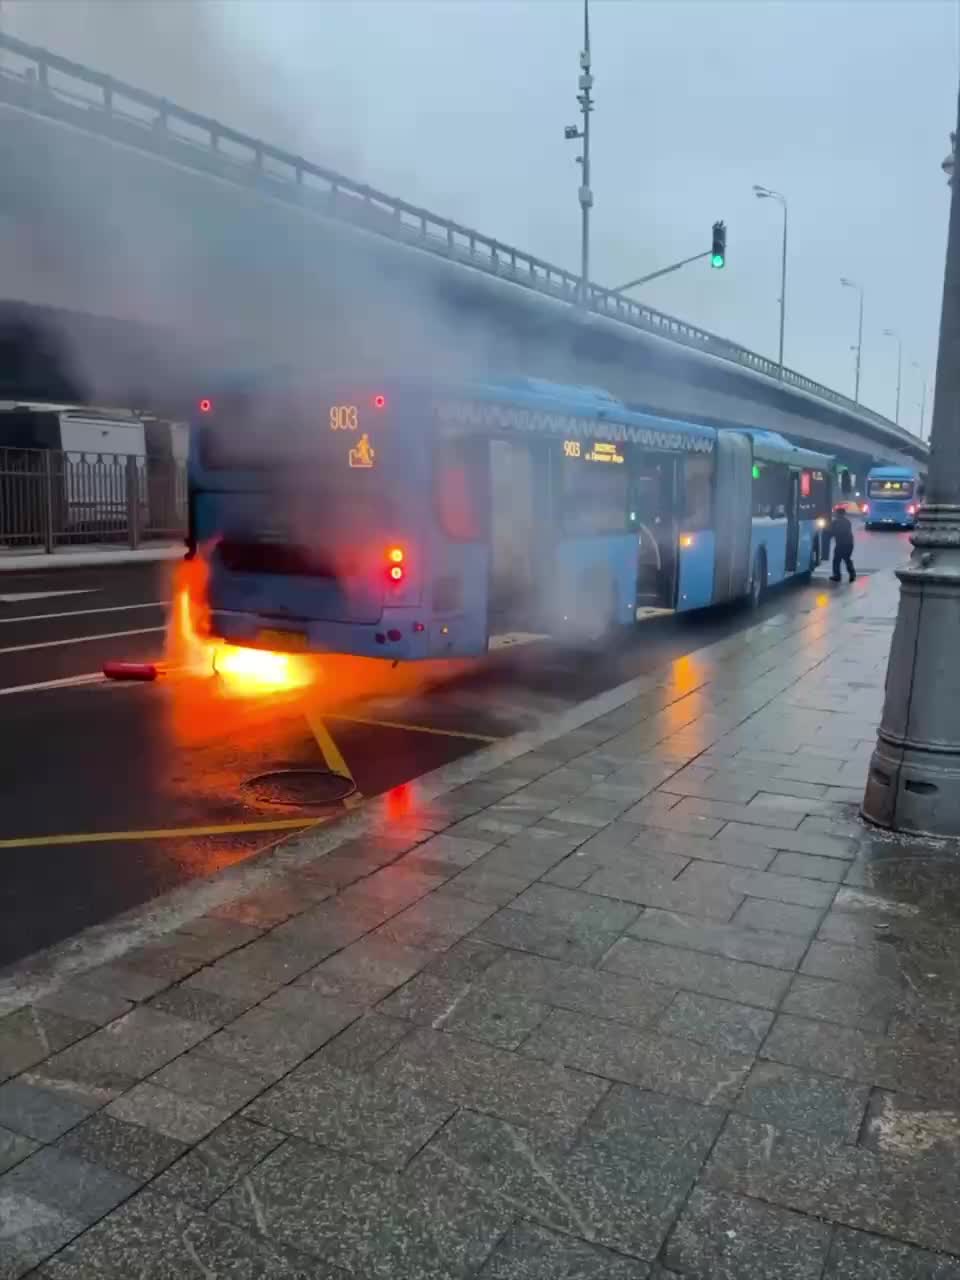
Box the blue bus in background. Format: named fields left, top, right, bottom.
left=863, top=465, right=922, bottom=529
left=186, top=375, right=834, bottom=660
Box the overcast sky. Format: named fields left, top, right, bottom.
left=6, top=0, right=957, bottom=435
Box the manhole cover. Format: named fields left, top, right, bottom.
left=241, top=769, right=357, bottom=806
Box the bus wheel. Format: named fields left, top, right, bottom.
left=749, top=551, right=766, bottom=609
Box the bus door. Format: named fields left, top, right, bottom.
left=785, top=470, right=800, bottom=572
left=488, top=437, right=547, bottom=631
left=631, top=453, right=676, bottom=607
left=432, top=432, right=491, bottom=654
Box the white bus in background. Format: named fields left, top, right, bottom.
left=0, top=402, right=147, bottom=534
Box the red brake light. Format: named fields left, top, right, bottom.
left=374, top=394, right=386, bottom=409
left=199, top=398, right=212, bottom=414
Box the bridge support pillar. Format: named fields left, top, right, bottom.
left=863, top=85, right=960, bottom=836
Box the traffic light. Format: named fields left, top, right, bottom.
left=711, top=220, right=726, bottom=269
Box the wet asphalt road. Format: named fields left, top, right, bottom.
left=0, top=527, right=909, bottom=970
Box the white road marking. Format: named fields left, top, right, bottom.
left=0, top=626, right=165, bottom=656
left=0, top=590, right=96, bottom=604
left=0, top=673, right=105, bottom=697
left=0, top=601, right=165, bottom=625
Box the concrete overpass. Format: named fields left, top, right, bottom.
left=0, top=33, right=927, bottom=479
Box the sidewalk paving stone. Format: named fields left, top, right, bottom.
left=823, top=1228, right=960, bottom=1279
left=150, top=1115, right=288, bottom=1209
left=603, top=938, right=792, bottom=1009
left=56, top=1111, right=185, bottom=1182
left=731, top=896, right=824, bottom=937
left=628, top=908, right=810, bottom=969
left=35, top=1187, right=342, bottom=1279
left=425, top=1106, right=703, bottom=1262
left=733, top=1060, right=870, bottom=1142
left=213, top=1135, right=513, bottom=1278
left=472, top=906, right=624, bottom=965
left=0, top=1144, right=136, bottom=1226
left=664, top=1185, right=832, bottom=1279
left=0, top=1125, right=38, bottom=1177
left=0, top=1008, right=95, bottom=1083
left=657, top=991, right=774, bottom=1055
left=476, top=949, right=673, bottom=1028
left=520, top=1007, right=753, bottom=1105
left=476, top=1221, right=648, bottom=1278
left=780, top=974, right=897, bottom=1032
left=376, top=1024, right=607, bottom=1135
left=0, top=1192, right=84, bottom=1279
left=244, top=1063, right=455, bottom=1168
left=0, top=1080, right=91, bottom=1144
left=106, top=1081, right=231, bottom=1143
left=704, top=1114, right=960, bottom=1257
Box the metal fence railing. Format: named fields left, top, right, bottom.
left=0, top=448, right=186, bottom=551
left=0, top=31, right=925, bottom=461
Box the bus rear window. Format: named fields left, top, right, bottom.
left=867, top=478, right=914, bottom=498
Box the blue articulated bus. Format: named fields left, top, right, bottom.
left=186, top=375, right=834, bottom=660
left=863, top=464, right=922, bottom=529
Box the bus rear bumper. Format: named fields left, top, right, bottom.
left=210, top=609, right=468, bottom=660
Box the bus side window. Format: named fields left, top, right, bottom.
left=683, top=455, right=713, bottom=530
left=434, top=436, right=488, bottom=541
left=753, top=460, right=789, bottom=518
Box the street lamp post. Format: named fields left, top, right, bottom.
left=840, top=278, right=864, bottom=403
left=753, top=185, right=788, bottom=375
left=882, top=328, right=903, bottom=425
left=863, top=96, right=960, bottom=835
left=912, top=361, right=928, bottom=440
left=564, top=0, right=594, bottom=306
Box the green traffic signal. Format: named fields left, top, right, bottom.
left=711, top=220, right=727, bottom=269
left=711, top=253, right=724, bottom=268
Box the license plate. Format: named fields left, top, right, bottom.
left=255, top=628, right=309, bottom=652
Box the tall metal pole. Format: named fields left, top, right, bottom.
left=883, top=328, right=903, bottom=425
left=841, top=278, right=864, bottom=403
left=856, top=287, right=864, bottom=403
left=778, top=200, right=787, bottom=373
left=863, top=87, right=960, bottom=835
left=913, top=361, right=928, bottom=440
left=753, top=186, right=788, bottom=375
left=578, top=0, right=594, bottom=305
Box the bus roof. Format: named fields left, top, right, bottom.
left=867, top=464, right=917, bottom=477
left=733, top=428, right=833, bottom=470
left=455, top=376, right=718, bottom=446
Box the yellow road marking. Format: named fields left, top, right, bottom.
left=0, top=818, right=317, bottom=850
left=323, top=712, right=498, bottom=743
left=304, top=706, right=365, bottom=809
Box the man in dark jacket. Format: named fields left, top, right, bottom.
left=829, top=506, right=856, bottom=582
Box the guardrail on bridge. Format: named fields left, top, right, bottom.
left=0, top=447, right=185, bottom=552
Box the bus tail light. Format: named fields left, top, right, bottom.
left=862, top=503, right=870, bottom=515
left=907, top=504, right=916, bottom=515
left=387, top=546, right=406, bottom=584
left=679, top=534, right=694, bottom=549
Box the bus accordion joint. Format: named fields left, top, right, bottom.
left=679, top=534, right=695, bottom=548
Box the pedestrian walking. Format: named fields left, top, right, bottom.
left=829, top=505, right=856, bottom=582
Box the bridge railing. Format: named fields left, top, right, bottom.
left=0, top=446, right=185, bottom=552
left=0, top=32, right=922, bottom=454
